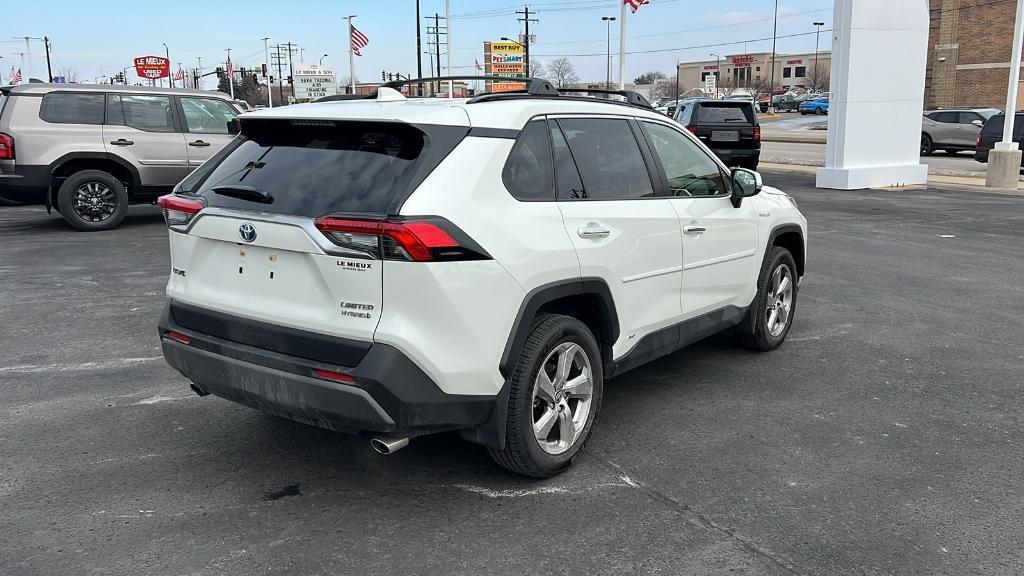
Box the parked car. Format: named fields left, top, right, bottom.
left=772, top=93, right=810, bottom=113
left=0, top=83, right=240, bottom=230
left=921, top=108, right=1000, bottom=156
left=157, top=80, right=807, bottom=478
left=799, top=97, right=829, bottom=115
left=974, top=111, right=1024, bottom=164
left=673, top=98, right=761, bottom=169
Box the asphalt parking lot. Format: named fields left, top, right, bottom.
left=2, top=171, right=1023, bottom=575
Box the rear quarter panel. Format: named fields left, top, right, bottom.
left=5, top=96, right=105, bottom=166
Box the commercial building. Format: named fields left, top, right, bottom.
left=926, top=0, right=1023, bottom=109
left=676, top=51, right=832, bottom=94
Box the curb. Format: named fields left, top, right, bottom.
left=757, top=163, right=1024, bottom=196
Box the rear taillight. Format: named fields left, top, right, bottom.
left=754, top=125, right=761, bottom=143
left=314, top=216, right=487, bottom=262
left=977, top=132, right=982, bottom=148
left=686, top=125, right=698, bottom=134
left=157, top=194, right=205, bottom=229
left=0, top=133, right=13, bottom=160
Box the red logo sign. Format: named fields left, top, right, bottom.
left=134, top=56, right=170, bottom=80
left=703, top=65, right=718, bottom=71
left=731, top=55, right=755, bottom=66
left=787, top=59, right=803, bottom=65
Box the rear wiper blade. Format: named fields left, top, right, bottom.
left=211, top=185, right=274, bottom=204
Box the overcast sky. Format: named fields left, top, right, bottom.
left=2, top=0, right=833, bottom=86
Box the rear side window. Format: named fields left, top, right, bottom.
left=194, top=120, right=464, bottom=217
left=120, top=95, right=175, bottom=132
left=502, top=120, right=554, bottom=201
left=696, top=103, right=753, bottom=124
left=39, top=92, right=105, bottom=125
left=556, top=118, right=654, bottom=200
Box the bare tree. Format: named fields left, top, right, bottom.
left=807, top=63, right=830, bottom=92
left=529, top=59, right=548, bottom=79
left=547, top=57, right=579, bottom=88
left=633, top=70, right=666, bottom=85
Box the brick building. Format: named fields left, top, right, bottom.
left=927, top=0, right=1022, bottom=109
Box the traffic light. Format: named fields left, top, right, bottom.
left=381, top=70, right=386, bottom=81
left=216, top=67, right=225, bottom=79
left=261, top=64, right=267, bottom=77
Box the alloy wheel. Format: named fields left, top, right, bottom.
left=531, top=342, right=593, bottom=455
left=72, top=181, right=116, bottom=222
left=766, top=264, right=794, bottom=337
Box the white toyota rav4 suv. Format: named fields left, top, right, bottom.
left=157, top=79, right=807, bottom=478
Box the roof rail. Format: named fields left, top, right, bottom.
left=381, top=75, right=558, bottom=96
left=556, top=87, right=653, bottom=109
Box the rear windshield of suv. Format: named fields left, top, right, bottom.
left=696, top=103, right=754, bottom=124
left=188, top=119, right=467, bottom=217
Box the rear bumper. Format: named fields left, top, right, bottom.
left=158, top=301, right=496, bottom=438
left=711, top=147, right=761, bottom=165
left=974, top=148, right=989, bottom=163
left=0, top=164, right=49, bottom=205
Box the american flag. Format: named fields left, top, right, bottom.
left=475, top=59, right=482, bottom=72
left=351, top=26, right=369, bottom=56
left=624, top=0, right=650, bottom=13
left=173, top=67, right=185, bottom=82
left=8, top=67, right=22, bottom=85
left=226, top=57, right=234, bottom=78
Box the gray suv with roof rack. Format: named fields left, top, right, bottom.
left=0, top=83, right=240, bottom=230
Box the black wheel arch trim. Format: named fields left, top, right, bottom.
left=498, top=277, right=619, bottom=380
left=767, top=223, right=805, bottom=271
left=46, top=152, right=142, bottom=209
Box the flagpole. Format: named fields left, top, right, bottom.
left=226, top=49, right=234, bottom=100
left=345, top=15, right=357, bottom=94
left=618, top=1, right=626, bottom=90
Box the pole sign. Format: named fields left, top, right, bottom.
left=704, top=74, right=717, bottom=97
left=293, top=65, right=337, bottom=101
left=134, top=56, right=170, bottom=80
left=484, top=41, right=525, bottom=93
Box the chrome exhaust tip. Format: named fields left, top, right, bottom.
left=370, top=436, right=409, bottom=455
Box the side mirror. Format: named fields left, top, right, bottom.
left=972, top=119, right=984, bottom=128
left=227, top=118, right=241, bottom=135
left=730, top=168, right=762, bottom=207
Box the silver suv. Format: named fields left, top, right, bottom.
left=0, top=84, right=240, bottom=230
left=921, top=108, right=1000, bottom=156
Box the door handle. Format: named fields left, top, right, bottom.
left=109, top=139, right=134, bottom=146
left=188, top=140, right=211, bottom=147
left=683, top=225, right=707, bottom=234
left=577, top=227, right=611, bottom=239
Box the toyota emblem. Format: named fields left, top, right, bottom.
left=239, top=223, right=257, bottom=243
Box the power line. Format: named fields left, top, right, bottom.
left=531, top=29, right=830, bottom=58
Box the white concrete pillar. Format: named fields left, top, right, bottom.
left=816, top=1, right=930, bottom=190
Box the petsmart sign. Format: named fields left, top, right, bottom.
left=484, top=41, right=525, bottom=93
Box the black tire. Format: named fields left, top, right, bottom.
left=743, top=159, right=760, bottom=171
left=734, top=246, right=799, bottom=351
left=488, top=313, right=603, bottom=478
left=943, top=149, right=960, bottom=156
left=815, top=107, right=824, bottom=116
left=921, top=134, right=934, bottom=156
left=56, top=170, right=129, bottom=231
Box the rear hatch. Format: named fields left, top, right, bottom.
left=162, top=117, right=468, bottom=354
left=691, top=101, right=759, bottom=149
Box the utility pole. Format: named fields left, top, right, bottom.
left=286, top=41, right=296, bottom=98
left=262, top=37, right=273, bottom=107
left=43, top=37, right=53, bottom=82
left=415, top=0, right=423, bottom=96
left=516, top=5, right=538, bottom=77
left=446, top=0, right=452, bottom=97
left=769, top=0, right=779, bottom=96
left=434, top=13, right=442, bottom=94
left=272, top=44, right=286, bottom=104
left=163, top=43, right=170, bottom=87
left=196, top=56, right=203, bottom=90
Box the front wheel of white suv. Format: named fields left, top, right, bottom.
left=489, top=314, right=603, bottom=478
left=734, top=246, right=799, bottom=351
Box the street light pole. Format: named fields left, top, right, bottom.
left=343, top=15, right=357, bottom=94
left=769, top=0, right=779, bottom=96
left=602, top=16, right=616, bottom=90
left=320, top=54, right=328, bottom=66
left=813, top=21, right=825, bottom=89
